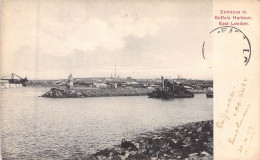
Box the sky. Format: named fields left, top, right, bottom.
left=1, top=0, right=213, bottom=80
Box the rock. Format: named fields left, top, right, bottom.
left=121, top=139, right=136, bottom=150
left=172, top=139, right=178, bottom=144
left=133, top=142, right=140, bottom=149
left=137, top=149, right=146, bottom=154
left=188, top=153, right=198, bottom=157
left=170, top=149, right=178, bottom=153
left=177, top=126, right=185, bottom=130
left=197, top=127, right=202, bottom=132
left=134, top=152, right=147, bottom=159
left=148, top=149, right=154, bottom=154
left=111, top=155, right=121, bottom=160
left=202, top=123, right=212, bottom=132
left=182, top=137, right=191, bottom=144
left=94, top=149, right=111, bottom=158
left=129, top=151, right=137, bottom=156
left=88, top=120, right=213, bottom=160
left=118, top=154, right=127, bottom=160
left=175, top=132, right=184, bottom=139
left=201, top=151, right=210, bottom=156
left=125, top=151, right=130, bottom=157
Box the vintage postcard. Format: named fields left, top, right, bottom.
left=1, top=0, right=259, bottom=159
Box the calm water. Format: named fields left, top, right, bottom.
left=1, top=87, right=212, bottom=159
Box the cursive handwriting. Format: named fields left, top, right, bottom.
left=215, top=77, right=255, bottom=154
left=226, top=87, right=235, bottom=113
left=216, top=77, right=247, bottom=129
left=216, top=113, right=230, bottom=129
left=238, top=126, right=255, bottom=155
left=216, top=87, right=235, bottom=129
left=228, top=104, right=250, bottom=145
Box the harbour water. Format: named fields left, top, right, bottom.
left=1, top=87, right=212, bottom=159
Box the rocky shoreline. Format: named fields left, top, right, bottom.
left=87, top=120, right=213, bottom=160
left=41, top=88, right=152, bottom=98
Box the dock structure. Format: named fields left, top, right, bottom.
left=1, top=73, right=28, bottom=88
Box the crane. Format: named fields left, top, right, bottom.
left=1, top=73, right=28, bottom=86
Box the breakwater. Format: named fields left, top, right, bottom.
left=88, top=120, right=213, bottom=160
left=41, top=88, right=152, bottom=98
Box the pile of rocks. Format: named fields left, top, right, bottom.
left=88, top=120, right=213, bottom=160
left=78, top=88, right=151, bottom=97
left=41, top=88, right=82, bottom=98
left=42, top=88, right=151, bottom=98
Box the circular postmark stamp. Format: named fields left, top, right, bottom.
left=202, top=26, right=251, bottom=67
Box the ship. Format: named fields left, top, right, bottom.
left=206, top=91, right=213, bottom=98
left=148, top=76, right=194, bottom=99
left=206, top=87, right=213, bottom=98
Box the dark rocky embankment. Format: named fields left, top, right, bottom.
left=41, top=88, right=152, bottom=98
left=88, top=120, right=213, bottom=160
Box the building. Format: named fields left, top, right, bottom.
left=68, top=74, right=74, bottom=90
left=93, top=82, right=108, bottom=88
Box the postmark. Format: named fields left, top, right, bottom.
left=202, top=26, right=251, bottom=66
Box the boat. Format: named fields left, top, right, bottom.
left=148, top=77, right=194, bottom=99
left=206, top=91, right=213, bottom=98
left=206, top=87, right=213, bottom=98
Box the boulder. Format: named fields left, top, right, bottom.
left=197, top=127, right=203, bottom=132
left=188, top=152, right=199, bottom=157
left=175, top=132, right=184, bottom=139
left=201, top=151, right=210, bottom=156
left=121, top=139, right=136, bottom=150
left=182, top=137, right=191, bottom=145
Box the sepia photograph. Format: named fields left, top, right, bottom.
left=1, top=0, right=219, bottom=159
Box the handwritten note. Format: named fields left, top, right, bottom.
left=215, top=77, right=255, bottom=155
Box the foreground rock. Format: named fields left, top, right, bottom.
left=88, top=120, right=213, bottom=160
left=41, top=88, right=152, bottom=98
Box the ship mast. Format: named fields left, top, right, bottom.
left=115, top=62, right=117, bottom=78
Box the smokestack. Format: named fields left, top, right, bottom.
left=161, top=76, right=164, bottom=89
